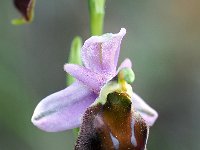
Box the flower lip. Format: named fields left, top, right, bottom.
left=75, top=91, right=149, bottom=149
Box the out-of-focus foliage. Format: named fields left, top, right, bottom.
left=0, top=0, right=200, bottom=150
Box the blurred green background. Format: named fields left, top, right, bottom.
left=1, top=0, right=200, bottom=149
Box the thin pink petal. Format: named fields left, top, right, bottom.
left=117, top=58, right=132, bottom=73
left=64, top=64, right=109, bottom=93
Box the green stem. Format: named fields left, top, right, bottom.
left=88, top=0, right=106, bottom=35
left=70, top=0, right=106, bottom=140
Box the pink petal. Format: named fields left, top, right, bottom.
left=131, top=92, right=158, bottom=126
left=81, top=28, right=126, bottom=75
left=64, top=64, right=109, bottom=93
left=31, top=82, right=97, bottom=132
left=117, top=58, right=132, bottom=73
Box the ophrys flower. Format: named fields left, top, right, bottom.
left=31, top=28, right=158, bottom=132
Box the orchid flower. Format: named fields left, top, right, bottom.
left=31, top=28, right=158, bottom=132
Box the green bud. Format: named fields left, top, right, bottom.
left=119, top=68, right=135, bottom=84
left=12, top=0, right=35, bottom=25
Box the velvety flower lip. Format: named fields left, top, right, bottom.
left=75, top=91, right=149, bottom=149
left=32, top=28, right=158, bottom=132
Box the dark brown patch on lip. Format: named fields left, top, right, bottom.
left=102, top=92, right=133, bottom=149
left=75, top=104, right=115, bottom=150
left=14, top=0, right=34, bottom=21
left=133, top=113, right=148, bottom=150
left=75, top=92, right=149, bottom=150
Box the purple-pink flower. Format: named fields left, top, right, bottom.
left=31, top=28, right=158, bottom=132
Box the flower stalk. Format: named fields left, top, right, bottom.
left=69, top=0, right=106, bottom=138
left=88, top=0, right=106, bottom=35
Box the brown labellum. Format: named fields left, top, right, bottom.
left=13, top=0, right=35, bottom=21
left=75, top=92, right=149, bottom=150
